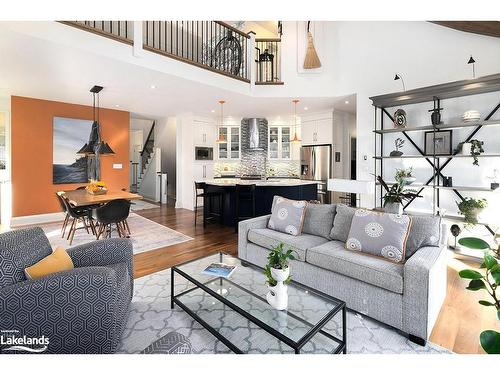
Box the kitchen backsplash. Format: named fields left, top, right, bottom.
left=214, top=160, right=300, bottom=178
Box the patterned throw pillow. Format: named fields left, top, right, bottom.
left=268, top=196, right=308, bottom=236
left=346, top=209, right=412, bottom=263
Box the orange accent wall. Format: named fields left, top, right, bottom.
left=11, top=96, right=130, bottom=217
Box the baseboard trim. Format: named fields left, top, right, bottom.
left=10, top=212, right=65, bottom=227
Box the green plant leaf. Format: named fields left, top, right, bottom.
left=491, top=270, right=500, bottom=285
left=467, top=279, right=486, bottom=291
left=484, top=254, right=498, bottom=269
left=480, top=330, right=500, bottom=354
left=458, top=237, right=490, bottom=250
left=497, top=309, right=500, bottom=321
left=459, top=269, right=483, bottom=280
left=478, top=300, right=495, bottom=306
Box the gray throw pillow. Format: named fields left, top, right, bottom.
left=302, top=203, right=336, bottom=239
left=406, top=214, right=442, bottom=258
left=268, top=196, right=308, bottom=236
left=330, top=204, right=356, bottom=242
left=346, top=209, right=412, bottom=263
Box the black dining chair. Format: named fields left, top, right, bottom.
left=93, top=199, right=132, bottom=239
left=234, top=184, right=256, bottom=233
left=61, top=196, right=96, bottom=245
left=55, top=191, right=70, bottom=238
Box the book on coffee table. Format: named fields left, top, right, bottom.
left=202, top=263, right=237, bottom=278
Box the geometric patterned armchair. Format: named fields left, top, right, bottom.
left=0, top=227, right=133, bottom=354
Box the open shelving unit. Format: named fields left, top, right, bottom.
left=370, top=73, right=500, bottom=237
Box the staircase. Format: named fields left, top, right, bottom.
left=131, top=121, right=155, bottom=192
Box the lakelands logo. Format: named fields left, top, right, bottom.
left=1, top=330, right=49, bottom=353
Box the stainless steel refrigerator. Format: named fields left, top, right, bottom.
left=300, top=145, right=332, bottom=203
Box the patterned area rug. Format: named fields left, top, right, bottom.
left=118, top=268, right=451, bottom=354
left=130, top=200, right=160, bottom=212
left=33, top=213, right=192, bottom=255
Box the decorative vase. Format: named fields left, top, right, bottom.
left=384, top=202, right=403, bottom=215
left=389, top=150, right=403, bottom=157
left=461, top=142, right=472, bottom=155
left=431, top=110, right=441, bottom=126
left=266, top=267, right=290, bottom=310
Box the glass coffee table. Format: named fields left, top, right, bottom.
left=171, top=252, right=346, bottom=354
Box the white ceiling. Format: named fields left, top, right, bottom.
left=0, top=25, right=355, bottom=120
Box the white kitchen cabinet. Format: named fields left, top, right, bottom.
left=301, top=114, right=333, bottom=146
left=217, top=126, right=240, bottom=160
left=193, top=120, right=216, bottom=146
left=193, top=162, right=214, bottom=181
left=268, top=126, right=291, bottom=160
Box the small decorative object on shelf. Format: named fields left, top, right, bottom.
left=86, top=179, right=107, bottom=195
left=264, top=243, right=297, bottom=310
left=456, top=197, right=487, bottom=227
left=462, top=110, right=481, bottom=122
left=488, top=169, right=499, bottom=190
left=424, top=130, right=452, bottom=156
left=377, top=175, right=422, bottom=215
left=428, top=97, right=443, bottom=125
left=393, top=109, right=407, bottom=128
left=450, top=224, right=461, bottom=249
left=395, top=167, right=416, bottom=185
left=390, top=138, right=405, bottom=157
left=443, top=176, right=453, bottom=187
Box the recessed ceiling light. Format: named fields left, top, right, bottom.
left=345, top=100, right=349, bottom=104
left=211, top=109, right=215, bottom=113
left=304, top=107, right=309, bottom=111
left=150, top=85, right=157, bottom=89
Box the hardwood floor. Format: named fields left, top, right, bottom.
left=134, top=203, right=499, bottom=354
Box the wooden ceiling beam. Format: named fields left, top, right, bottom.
left=431, top=21, right=500, bottom=38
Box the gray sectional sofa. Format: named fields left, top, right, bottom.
left=238, top=204, right=448, bottom=345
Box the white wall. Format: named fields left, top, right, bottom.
left=176, top=113, right=195, bottom=209
left=326, top=21, right=500, bottom=207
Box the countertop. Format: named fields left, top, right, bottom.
left=203, top=178, right=318, bottom=187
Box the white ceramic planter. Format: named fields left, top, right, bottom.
left=461, top=142, right=472, bottom=155
left=384, top=202, right=403, bottom=215
left=401, top=176, right=416, bottom=185
left=266, top=267, right=290, bottom=310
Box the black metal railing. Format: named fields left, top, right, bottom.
left=60, top=21, right=134, bottom=44
left=143, top=21, right=250, bottom=82
left=140, top=121, right=155, bottom=176
left=255, top=38, right=282, bottom=84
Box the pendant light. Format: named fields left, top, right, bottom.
left=77, top=85, right=115, bottom=156
left=291, top=99, right=301, bottom=143
left=215, top=100, right=227, bottom=144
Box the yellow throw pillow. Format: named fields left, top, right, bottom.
left=24, top=246, right=74, bottom=280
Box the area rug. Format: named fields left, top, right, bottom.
left=118, top=268, right=451, bottom=354
left=130, top=200, right=160, bottom=212
left=33, top=213, right=192, bottom=255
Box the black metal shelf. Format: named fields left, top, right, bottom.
left=376, top=181, right=499, bottom=193
left=374, top=153, right=500, bottom=159
left=373, top=119, right=500, bottom=134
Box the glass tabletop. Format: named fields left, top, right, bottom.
left=173, top=253, right=343, bottom=346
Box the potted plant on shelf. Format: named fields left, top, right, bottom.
left=377, top=175, right=422, bottom=215
left=395, top=167, right=416, bottom=185
left=265, top=243, right=298, bottom=310
left=457, top=236, right=500, bottom=354
left=457, top=139, right=484, bottom=166
left=456, top=197, right=487, bottom=226
left=389, top=138, right=405, bottom=157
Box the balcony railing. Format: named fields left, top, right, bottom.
left=60, top=21, right=134, bottom=45
left=142, top=21, right=250, bottom=82
left=255, top=38, right=283, bottom=85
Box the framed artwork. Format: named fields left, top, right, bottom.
left=53, top=117, right=92, bottom=184
left=424, top=130, right=452, bottom=156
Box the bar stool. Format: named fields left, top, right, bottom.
left=194, top=182, right=224, bottom=227
left=234, top=184, right=256, bottom=232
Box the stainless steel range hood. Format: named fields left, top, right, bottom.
left=247, top=118, right=265, bottom=151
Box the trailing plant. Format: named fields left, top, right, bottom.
left=458, top=237, right=500, bottom=354
left=377, top=175, right=422, bottom=207
left=395, top=167, right=413, bottom=183
left=456, top=197, right=487, bottom=226
left=265, top=243, right=298, bottom=286
left=470, top=139, right=485, bottom=166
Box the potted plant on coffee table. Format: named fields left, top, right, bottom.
left=377, top=175, right=422, bottom=215
left=265, top=243, right=298, bottom=310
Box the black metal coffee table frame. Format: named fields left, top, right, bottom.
left=171, top=252, right=347, bottom=354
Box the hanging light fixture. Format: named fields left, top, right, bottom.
left=291, top=99, right=301, bottom=143
left=77, top=85, right=115, bottom=156
left=215, top=100, right=227, bottom=144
